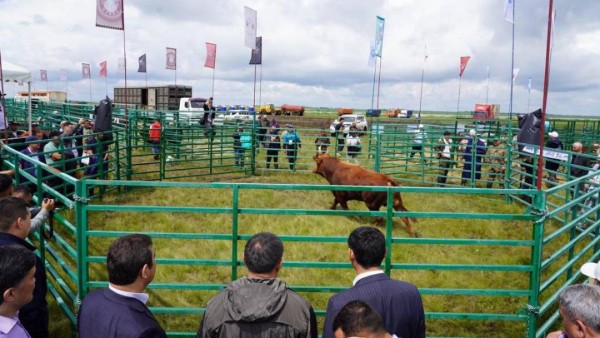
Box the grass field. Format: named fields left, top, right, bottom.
left=45, top=167, right=552, bottom=338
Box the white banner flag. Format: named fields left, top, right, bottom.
left=504, top=0, right=514, bottom=23
left=118, top=57, right=126, bottom=75
left=96, top=0, right=124, bottom=30
left=166, top=48, right=177, bottom=70
left=60, top=69, right=67, bottom=81
left=0, top=104, right=5, bottom=130
left=244, top=6, right=257, bottom=49
left=512, top=68, right=520, bottom=84
left=367, top=40, right=376, bottom=67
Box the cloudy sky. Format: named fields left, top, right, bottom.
left=1, top=0, right=599, bottom=115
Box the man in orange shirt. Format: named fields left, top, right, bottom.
left=149, top=118, right=161, bottom=160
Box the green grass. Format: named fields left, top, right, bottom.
left=45, top=169, right=547, bottom=338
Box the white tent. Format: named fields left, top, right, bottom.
left=1, top=61, right=33, bottom=133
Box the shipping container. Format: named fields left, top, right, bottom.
left=113, top=85, right=192, bottom=110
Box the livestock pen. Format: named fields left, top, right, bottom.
left=2, top=100, right=600, bottom=337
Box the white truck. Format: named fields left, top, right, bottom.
left=329, top=114, right=369, bottom=135
left=178, top=97, right=207, bottom=123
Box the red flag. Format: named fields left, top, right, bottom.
left=204, top=43, right=217, bottom=69
left=40, top=70, right=47, bottom=82
left=96, top=0, right=124, bottom=30
left=166, top=48, right=176, bottom=70
left=459, top=56, right=470, bottom=76
left=99, top=61, right=107, bottom=77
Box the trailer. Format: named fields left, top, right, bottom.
left=113, top=85, right=192, bottom=110
left=16, top=91, right=67, bottom=103
left=473, top=104, right=500, bottom=120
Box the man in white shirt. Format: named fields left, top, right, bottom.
left=409, top=124, right=428, bottom=163
left=77, top=234, right=166, bottom=337
left=434, top=131, right=453, bottom=186
left=323, top=227, right=425, bottom=338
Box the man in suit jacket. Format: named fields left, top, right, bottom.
left=78, top=234, right=166, bottom=338
left=323, top=227, right=425, bottom=338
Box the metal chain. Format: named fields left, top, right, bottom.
left=70, top=195, right=91, bottom=210
left=531, top=206, right=549, bottom=224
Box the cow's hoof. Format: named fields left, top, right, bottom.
left=411, top=231, right=422, bottom=238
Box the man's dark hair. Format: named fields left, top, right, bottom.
left=348, top=227, right=386, bottom=269
left=332, top=300, right=386, bottom=336
left=13, top=185, right=32, bottom=197
left=0, top=246, right=36, bottom=305
left=0, top=174, right=13, bottom=195
left=0, top=198, right=30, bottom=232
left=107, top=234, right=154, bottom=286
left=244, top=232, right=284, bottom=274
left=443, top=131, right=451, bottom=136
left=48, top=130, right=61, bottom=138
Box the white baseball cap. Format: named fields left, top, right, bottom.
left=469, top=129, right=476, bottom=136
left=418, top=124, right=424, bottom=129
left=581, top=262, right=600, bottom=280
left=548, top=131, right=559, bottom=138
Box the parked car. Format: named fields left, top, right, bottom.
left=329, top=114, right=369, bottom=135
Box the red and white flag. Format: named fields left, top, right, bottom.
left=99, top=61, right=107, bottom=77
left=40, top=70, right=47, bottom=82
left=204, top=43, right=217, bottom=69
left=82, top=63, right=91, bottom=78
left=459, top=56, right=470, bottom=76
left=166, top=48, right=177, bottom=70
left=96, top=0, right=124, bottom=30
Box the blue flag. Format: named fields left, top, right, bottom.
left=374, top=16, right=385, bottom=57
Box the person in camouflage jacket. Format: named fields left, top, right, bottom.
left=486, top=139, right=507, bottom=189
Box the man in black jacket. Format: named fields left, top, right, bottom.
left=545, top=131, right=563, bottom=185
left=571, top=142, right=592, bottom=197
left=0, top=198, right=49, bottom=338
left=198, top=232, right=318, bottom=338
left=323, top=227, right=425, bottom=338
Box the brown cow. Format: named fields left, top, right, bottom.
left=312, top=154, right=418, bottom=236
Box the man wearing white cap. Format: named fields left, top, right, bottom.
left=545, top=131, right=563, bottom=185
left=410, top=124, right=427, bottom=163
left=580, top=259, right=600, bottom=286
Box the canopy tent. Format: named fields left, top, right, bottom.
left=1, top=60, right=33, bottom=135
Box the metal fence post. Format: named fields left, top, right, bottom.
left=374, top=125, right=381, bottom=173
left=231, top=185, right=239, bottom=280
left=75, top=179, right=89, bottom=311
left=385, top=186, right=393, bottom=275
left=527, top=191, right=546, bottom=338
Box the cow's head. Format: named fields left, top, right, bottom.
left=312, top=154, right=331, bottom=176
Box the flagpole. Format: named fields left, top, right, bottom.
left=485, top=66, right=490, bottom=104
left=212, top=68, right=216, bottom=99
left=508, top=0, right=516, bottom=125
left=258, top=64, right=262, bottom=107
left=376, top=56, right=382, bottom=111
left=370, top=57, right=377, bottom=110
left=418, top=45, right=426, bottom=118
left=456, top=75, right=462, bottom=117
left=89, top=77, right=92, bottom=102
left=0, top=49, right=9, bottom=144
left=536, top=0, right=553, bottom=191
left=65, top=75, right=68, bottom=99
left=252, top=65, right=257, bottom=110
left=122, top=6, right=128, bottom=119
left=105, top=75, right=108, bottom=97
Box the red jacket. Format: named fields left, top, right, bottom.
left=149, top=122, right=161, bottom=141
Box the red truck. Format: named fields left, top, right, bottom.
left=473, top=104, right=500, bottom=120
left=281, top=104, right=305, bottom=116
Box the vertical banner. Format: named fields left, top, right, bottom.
left=367, top=40, right=376, bottom=67
left=504, top=0, right=514, bottom=23
left=166, top=47, right=177, bottom=70
left=205, top=43, right=217, bottom=68
left=82, top=63, right=91, bottom=78
left=459, top=56, right=470, bottom=76
left=99, top=61, right=107, bottom=77
left=40, top=70, right=47, bottom=82
left=138, top=54, right=147, bottom=73
left=244, top=6, right=257, bottom=49
left=96, top=0, right=124, bottom=30
left=118, top=57, right=126, bottom=75
left=374, top=16, right=385, bottom=57
left=60, top=69, right=67, bottom=81
left=249, top=37, right=262, bottom=65
left=512, top=68, right=520, bottom=84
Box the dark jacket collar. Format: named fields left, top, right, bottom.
left=0, top=232, right=36, bottom=252
left=354, top=272, right=390, bottom=287
left=102, top=288, right=156, bottom=321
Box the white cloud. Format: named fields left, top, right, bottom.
left=0, top=0, right=598, bottom=115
